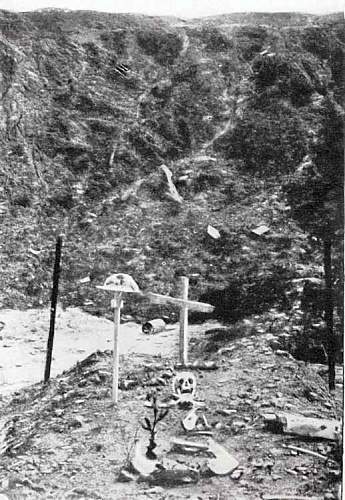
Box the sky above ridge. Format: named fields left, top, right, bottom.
left=0, top=0, right=343, bottom=17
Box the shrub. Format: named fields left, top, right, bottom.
left=217, top=105, right=308, bottom=174
left=252, top=54, right=282, bottom=88
left=330, top=45, right=345, bottom=92
left=12, top=192, right=31, bottom=207
left=302, top=27, right=331, bottom=59
left=252, top=54, right=315, bottom=102
left=100, top=29, right=127, bottom=54
left=136, top=29, right=183, bottom=66
left=235, top=25, right=267, bottom=61
left=201, top=27, right=233, bottom=52
left=199, top=265, right=292, bottom=322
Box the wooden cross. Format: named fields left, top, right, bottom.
left=97, top=274, right=214, bottom=404
left=145, top=276, right=214, bottom=365
left=96, top=273, right=140, bottom=404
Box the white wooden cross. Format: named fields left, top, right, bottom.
left=96, top=273, right=141, bottom=404
left=145, top=276, right=214, bottom=365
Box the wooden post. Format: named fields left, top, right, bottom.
left=112, top=292, right=122, bottom=403
left=179, top=276, right=189, bottom=365
left=324, top=239, right=335, bottom=391
left=144, top=285, right=214, bottom=366
left=44, top=235, right=63, bottom=383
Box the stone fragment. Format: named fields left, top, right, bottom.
left=131, top=440, right=158, bottom=476
left=217, top=409, right=237, bottom=416
left=171, top=438, right=209, bottom=453
left=147, top=466, right=199, bottom=486
left=120, top=380, right=137, bottom=390
left=231, top=469, right=243, bottom=480
left=118, top=469, right=136, bottom=482
left=207, top=438, right=239, bottom=476
left=68, top=415, right=84, bottom=428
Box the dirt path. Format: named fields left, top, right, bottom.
left=0, top=307, right=223, bottom=395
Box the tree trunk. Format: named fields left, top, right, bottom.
left=323, top=238, right=335, bottom=391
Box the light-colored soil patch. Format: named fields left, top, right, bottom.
left=0, top=307, right=223, bottom=395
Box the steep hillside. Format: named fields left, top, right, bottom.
left=0, top=9, right=343, bottom=333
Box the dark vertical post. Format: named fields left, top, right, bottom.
left=324, top=238, right=335, bottom=391
left=44, top=235, right=63, bottom=383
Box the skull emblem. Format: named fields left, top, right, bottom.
left=172, top=371, right=196, bottom=402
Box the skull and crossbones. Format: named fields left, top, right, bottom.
left=172, top=371, right=197, bottom=404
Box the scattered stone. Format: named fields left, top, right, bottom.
left=120, top=379, right=138, bottom=390
left=51, top=395, right=64, bottom=404
left=251, top=225, right=270, bottom=236
left=189, top=430, right=213, bottom=436
left=1, top=478, right=9, bottom=489
left=97, top=370, right=109, bottom=380
left=68, top=487, right=102, bottom=499
left=231, top=420, right=246, bottom=430
left=217, top=346, right=236, bottom=355
left=269, top=340, right=282, bottom=351
left=89, top=374, right=102, bottom=385
left=231, top=469, right=243, bottom=480
left=68, top=415, right=84, bottom=428
left=304, top=390, right=319, bottom=402
left=147, top=377, right=165, bottom=386
left=17, top=478, right=46, bottom=492
left=275, top=350, right=291, bottom=358
left=207, top=438, right=239, bottom=476
left=118, top=469, right=136, bottom=482
left=175, top=361, right=218, bottom=371
left=263, top=413, right=341, bottom=440
left=147, top=465, right=199, bottom=486
left=217, top=409, right=237, bottom=417
left=131, top=440, right=159, bottom=476
left=144, top=486, right=165, bottom=495
left=171, top=438, right=209, bottom=453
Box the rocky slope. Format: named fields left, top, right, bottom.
left=0, top=9, right=343, bottom=331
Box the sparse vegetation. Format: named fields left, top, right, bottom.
left=141, top=393, right=169, bottom=459
left=0, top=8, right=343, bottom=362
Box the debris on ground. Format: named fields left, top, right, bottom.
left=263, top=412, right=341, bottom=440
left=130, top=439, right=159, bottom=476
left=0, top=327, right=342, bottom=499
left=206, top=438, right=239, bottom=476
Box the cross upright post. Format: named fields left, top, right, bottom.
left=112, top=291, right=122, bottom=404
left=145, top=277, right=214, bottom=366
left=179, top=276, right=189, bottom=365
left=96, top=273, right=141, bottom=405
